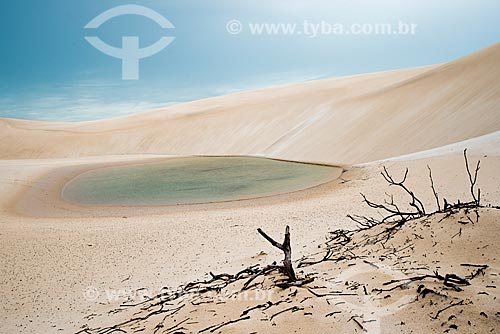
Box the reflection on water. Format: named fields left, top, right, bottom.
left=62, top=157, right=340, bottom=206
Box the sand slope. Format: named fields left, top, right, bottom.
left=79, top=206, right=500, bottom=334
left=1, top=44, right=499, bottom=164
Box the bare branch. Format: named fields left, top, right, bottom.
left=257, top=226, right=296, bottom=281
left=382, top=167, right=426, bottom=215
left=427, top=165, right=441, bottom=211
left=257, top=228, right=284, bottom=251
left=463, top=149, right=481, bottom=206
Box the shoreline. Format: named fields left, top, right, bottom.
left=12, top=155, right=343, bottom=219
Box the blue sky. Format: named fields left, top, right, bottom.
left=0, top=0, right=498, bottom=121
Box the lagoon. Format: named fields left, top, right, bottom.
left=62, top=157, right=340, bottom=206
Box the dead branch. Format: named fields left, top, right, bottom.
left=433, top=300, right=464, bottom=319
left=307, top=288, right=357, bottom=297
left=461, top=263, right=489, bottom=280
left=381, top=167, right=426, bottom=215
left=298, top=249, right=335, bottom=267
left=463, top=149, right=481, bottom=206
left=348, top=315, right=367, bottom=332
left=347, top=167, right=427, bottom=228
left=275, top=277, right=314, bottom=288
left=242, top=264, right=281, bottom=290
left=157, top=317, right=190, bottom=334
left=269, top=306, right=303, bottom=321
left=199, top=315, right=250, bottom=333
left=257, top=225, right=297, bottom=282
left=380, top=271, right=470, bottom=292
left=427, top=165, right=441, bottom=211
left=360, top=193, right=422, bottom=222
left=325, top=310, right=342, bottom=317
left=240, top=301, right=273, bottom=317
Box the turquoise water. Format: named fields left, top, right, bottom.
left=61, top=157, right=340, bottom=206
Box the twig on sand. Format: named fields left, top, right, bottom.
left=381, top=272, right=469, bottom=292
left=269, top=306, right=303, bottom=321
left=348, top=315, right=367, bottom=332
left=241, top=264, right=281, bottom=290
left=198, top=315, right=250, bottom=333
left=433, top=300, right=464, bottom=319
left=461, top=264, right=489, bottom=279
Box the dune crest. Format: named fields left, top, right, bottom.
left=1, top=43, right=499, bottom=164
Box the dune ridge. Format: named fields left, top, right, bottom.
left=1, top=44, right=499, bottom=164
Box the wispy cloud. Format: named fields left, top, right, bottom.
left=0, top=95, right=174, bottom=122
left=211, top=70, right=327, bottom=96
left=0, top=70, right=326, bottom=122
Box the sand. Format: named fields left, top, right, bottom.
left=1, top=43, right=500, bottom=165
left=0, top=43, right=499, bottom=334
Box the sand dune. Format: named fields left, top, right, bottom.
left=1, top=44, right=499, bottom=164
left=1, top=44, right=500, bottom=334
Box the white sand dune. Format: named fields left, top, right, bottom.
left=1, top=43, right=499, bottom=334
left=1, top=43, right=499, bottom=164
left=359, top=129, right=500, bottom=165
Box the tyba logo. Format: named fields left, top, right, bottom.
left=84, top=5, right=175, bottom=80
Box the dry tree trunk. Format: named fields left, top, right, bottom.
left=257, top=225, right=297, bottom=282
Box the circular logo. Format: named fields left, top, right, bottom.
left=226, top=20, right=243, bottom=35
left=83, top=286, right=100, bottom=301
left=326, top=261, right=414, bottom=333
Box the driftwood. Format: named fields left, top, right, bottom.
left=257, top=225, right=297, bottom=282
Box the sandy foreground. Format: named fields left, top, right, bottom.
left=1, top=44, right=499, bottom=333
